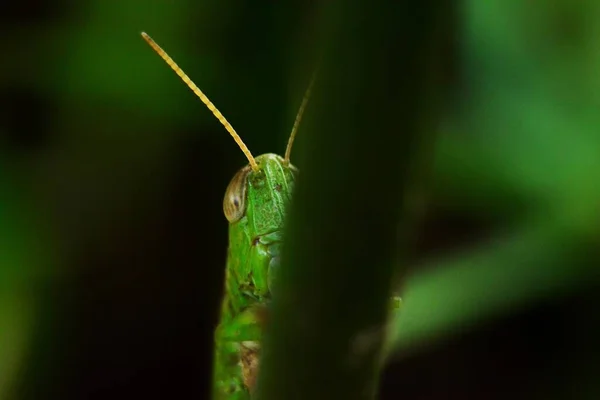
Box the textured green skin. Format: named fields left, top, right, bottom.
left=213, top=153, right=297, bottom=400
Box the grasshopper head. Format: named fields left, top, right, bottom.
left=223, top=154, right=297, bottom=236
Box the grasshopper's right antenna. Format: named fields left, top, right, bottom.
left=284, top=71, right=317, bottom=165
left=141, top=32, right=259, bottom=172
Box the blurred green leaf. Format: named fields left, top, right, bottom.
left=385, top=217, right=600, bottom=358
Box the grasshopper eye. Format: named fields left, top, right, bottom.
left=223, top=166, right=251, bottom=223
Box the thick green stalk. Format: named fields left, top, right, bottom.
left=257, top=1, right=449, bottom=399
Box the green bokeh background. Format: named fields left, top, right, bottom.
left=2, top=1, right=600, bottom=399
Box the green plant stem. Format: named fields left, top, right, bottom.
left=256, top=1, right=449, bottom=399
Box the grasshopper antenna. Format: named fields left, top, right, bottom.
left=284, top=71, right=317, bottom=165
left=141, top=32, right=259, bottom=172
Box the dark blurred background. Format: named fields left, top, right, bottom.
left=1, top=1, right=600, bottom=399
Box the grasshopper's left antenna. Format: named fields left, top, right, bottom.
left=284, top=72, right=317, bottom=165
left=141, top=32, right=259, bottom=172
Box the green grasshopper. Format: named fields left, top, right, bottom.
left=141, top=32, right=308, bottom=399
left=142, top=32, right=401, bottom=399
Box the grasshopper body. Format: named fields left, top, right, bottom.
left=215, top=153, right=298, bottom=398
left=141, top=32, right=306, bottom=399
